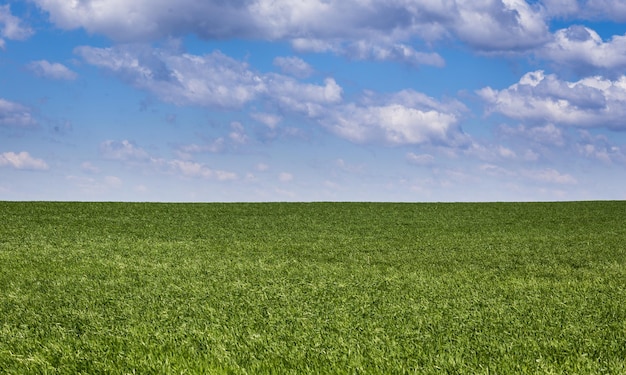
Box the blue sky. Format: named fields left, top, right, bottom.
left=2, top=0, right=626, bottom=202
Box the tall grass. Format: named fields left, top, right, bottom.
left=1, top=201, right=625, bottom=373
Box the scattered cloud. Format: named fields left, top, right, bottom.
left=77, top=44, right=467, bottom=147
left=228, top=122, right=249, bottom=144
left=27, top=60, right=78, bottom=80
left=478, top=70, right=626, bottom=129
left=498, top=123, right=566, bottom=147
left=101, top=139, right=238, bottom=182
left=175, top=139, right=225, bottom=159
left=251, top=112, right=282, bottom=129
left=539, top=26, right=626, bottom=75
left=320, top=90, right=468, bottom=146
left=406, top=152, right=435, bottom=166
left=36, top=0, right=550, bottom=56
left=576, top=130, right=626, bottom=164
left=80, top=161, right=100, bottom=174
left=75, top=46, right=266, bottom=109
left=273, top=56, right=314, bottom=78
left=0, top=99, right=37, bottom=127
left=164, top=159, right=237, bottom=181
left=521, top=168, right=577, bottom=185
left=0, top=151, right=49, bottom=171
left=0, top=5, right=33, bottom=46
left=100, top=140, right=150, bottom=161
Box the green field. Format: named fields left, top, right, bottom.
left=1, top=201, right=625, bottom=374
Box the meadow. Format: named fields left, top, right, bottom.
left=0, top=201, right=624, bottom=374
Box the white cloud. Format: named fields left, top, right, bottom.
left=175, top=139, right=225, bottom=159
left=321, top=90, right=468, bottom=146
left=27, top=60, right=77, bottom=80
left=0, top=99, right=36, bottom=127
left=101, top=139, right=238, bottom=181
left=291, top=38, right=339, bottom=53
left=0, top=151, right=49, bottom=171
left=325, top=103, right=458, bottom=145
left=268, top=76, right=342, bottom=116
left=75, top=46, right=266, bottom=109
left=292, top=38, right=445, bottom=67
left=77, top=45, right=468, bottom=147
left=166, top=159, right=237, bottom=181
left=36, top=0, right=549, bottom=55
left=100, top=140, right=150, bottom=161
left=540, top=26, right=626, bottom=74
left=251, top=112, right=282, bottom=129
left=80, top=161, right=100, bottom=173
left=499, top=123, right=566, bottom=146
left=498, top=146, right=517, bottom=159
left=521, top=168, right=577, bottom=185
left=452, top=0, right=549, bottom=51
left=344, top=41, right=445, bottom=67
left=0, top=5, right=33, bottom=41
left=406, top=152, right=435, bottom=166
left=273, top=56, right=314, bottom=78
left=576, top=130, right=626, bottom=164
left=229, top=121, right=249, bottom=144
left=478, top=70, right=626, bottom=129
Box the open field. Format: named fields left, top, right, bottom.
left=1, top=201, right=625, bottom=374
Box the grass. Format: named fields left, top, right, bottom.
left=0, top=201, right=625, bottom=374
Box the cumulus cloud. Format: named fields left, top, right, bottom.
left=576, top=130, right=626, bottom=164
left=0, top=151, right=49, bottom=170
left=75, top=46, right=266, bottom=109
left=267, top=76, right=343, bottom=117
left=273, top=56, right=314, bottom=78
left=498, top=123, right=566, bottom=146
left=165, top=159, right=237, bottom=181
left=320, top=90, right=468, bottom=146
left=0, top=99, right=36, bottom=127
left=251, top=112, right=282, bottom=129
left=0, top=5, right=33, bottom=45
left=292, top=39, right=445, bottom=67
left=451, top=0, right=549, bottom=51
left=478, top=70, right=626, bottom=129
left=101, top=139, right=238, bottom=181
left=100, top=140, right=150, bottom=161
left=27, top=60, right=77, bottom=80
left=36, top=0, right=549, bottom=56
left=78, top=45, right=468, bottom=147
left=539, top=26, right=626, bottom=74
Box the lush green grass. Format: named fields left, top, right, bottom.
left=1, top=201, right=625, bottom=374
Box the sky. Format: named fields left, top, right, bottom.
left=1, top=0, right=626, bottom=202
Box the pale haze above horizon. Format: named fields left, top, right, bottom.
left=1, top=0, right=626, bottom=202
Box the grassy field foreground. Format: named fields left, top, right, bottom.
left=0, top=201, right=625, bottom=373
